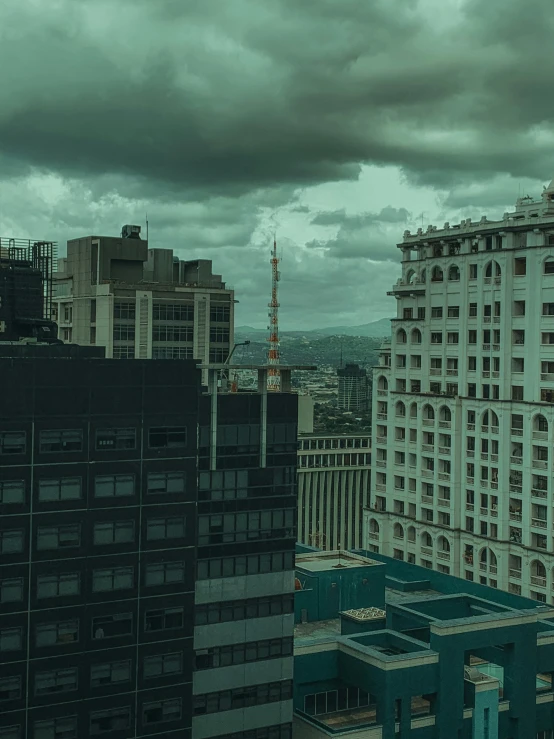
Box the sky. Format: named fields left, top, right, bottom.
left=1, top=0, right=554, bottom=330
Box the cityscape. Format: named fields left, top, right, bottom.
left=3, top=1, right=554, bottom=738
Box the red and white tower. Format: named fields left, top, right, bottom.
left=267, top=237, right=281, bottom=391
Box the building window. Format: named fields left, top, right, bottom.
left=35, top=620, right=78, bottom=647
left=92, top=567, right=134, bottom=592
left=0, top=529, right=24, bottom=554
left=35, top=668, right=78, bottom=696
left=37, top=524, right=80, bottom=551
left=545, top=259, right=554, bottom=275
left=146, top=517, right=185, bottom=541
left=0, top=432, right=26, bottom=455
left=430, top=332, right=442, bottom=344
left=39, top=430, right=82, bottom=453
left=195, top=638, right=293, bottom=670
left=143, top=699, right=182, bottom=725
left=0, top=577, right=23, bottom=603
left=148, top=426, right=187, bottom=448
left=469, top=303, right=477, bottom=317
left=95, top=427, right=136, bottom=451
left=153, top=304, right=193, bottom=321
left=468, top=357, right=476, bottom=371
left=210, top=305, right=230, bottom=322
left=113, top=325, right=135, bottom=341
left=33, top=717, right=78, bottom=739
left=38, top=477, right=81, bottom=502
left=468, top=330, right=477, bottom=344
left=113, top=302, right=135, bottom=320
left=195, top=594, right=294, bottom=625
left=209, top=348, right=227, bottom=363
left=37, top=573, right=80, bottom=599
left=0, top=627, right=22, bottom=651
left=0, top=677, right=21, bottom=702
left=90, top=661, right=131, bottom=687
left=197, top=551, right=294, bottom=580
left=145, top=607, right=184, bottom=632
left=152, top=326, right=193, bottom=342
left=209, top=327, right=230, bottom=343
left=94, top=474, right=134, bottom=498
left=152, top=347, right=193, bottom=359
left=447, top=332, right=459, bottom=344
left=193, top=681, right=293, bottom=716
left=0, top=727, right=21, bottom=739
left=469, top=264, right=477, bottom=279
left=89, top=707, right=131, bottom=735
left=146, top=471, right=186, bottom=495
left=92, top=613, right=133, bottom=640
left=0, top=480, right=24, bottom=505
left=113, top=346, right=135, bottom=359
left=93, top=521, right=135, bottom=546
left=447, top=306, right=459, bottom=318
left=144, top=652, right=183, bottom=679
left=145, top=562, right=185, bottom=586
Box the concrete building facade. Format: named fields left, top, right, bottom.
left=366, top=181, right=554, bottom=602
left=337, top=363, right=369, bottom=412
left=52, top=226, right=234, bottom=372
left=297, top=433, right=371, bottom=551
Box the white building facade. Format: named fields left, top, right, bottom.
left=366, top=182, right=554, bottom=603
left=298, top=433, right=371, bottom=551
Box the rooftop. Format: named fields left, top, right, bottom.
left=296, top=549, right=378, bottom=573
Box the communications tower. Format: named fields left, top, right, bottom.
left=267, top=237, right=280, bottom=391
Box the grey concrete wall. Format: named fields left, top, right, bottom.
left=194, top=613, right=294, bottom=649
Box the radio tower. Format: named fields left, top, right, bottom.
left=267, top=237, right=281, bottom=391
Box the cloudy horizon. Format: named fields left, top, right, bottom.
left=1, top=0, right=553, bottom=329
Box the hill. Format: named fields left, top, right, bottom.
left=235, top=317, right=393, bottom=341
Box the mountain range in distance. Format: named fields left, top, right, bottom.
left=235, top=317, right=392, bottom=339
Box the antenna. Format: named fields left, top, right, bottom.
left=339, top=339, right=343, bottom=369
left=146, top=213, right=149, bottom=244
left=267, top=235, right=281, bottom=391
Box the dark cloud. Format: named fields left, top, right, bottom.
left=1, top=0, right=554, bottom=197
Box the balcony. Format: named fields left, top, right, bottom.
left=376, top=436, right=387, bottom=444
left=377, top=413, right=388, bottom=420
left=439, top=421, right=451, bottom=429
left=490, top=482, right=498, bottom=490
left=532, top=488, right=548, bottom=499
left=533, top=459, right=548, bottom=470
left=467, top=423, right=475, bottom=431
left=480, top=507, right=488, bottom=516
left=479, top=563, right=497, bottom=575
left=491, top=426, right=499, bottom=434
left=422, top=444, right=434, bottom=452
left=531, top=575, right=547, bottom=588
left=421, top=469, right=434, bottom=478
left=509, top=568, right=522, bottom=580
left=430, top=368, right=442, bottom=376
left=509, top=511, right=522, bottom=522
left=481, top=453, right=489, bottom=461
left=492, top=371, right=499, bottom=378
left=493, top=316, right=500, bottom=323
left=421, top=546, right=433, bottom=556
left=437, top=550, right=450, bottom=560
left=467, top=476, right=475, bottom=485
left=533, top=431, right=549, bottom=441
left=467, top=450, right=475, bottom=457
left=466, top=503, right=475, bottom=512
left=446, top=369, right=458, bottom=376
left=421, top=495, right=434, bottom=504
left=368, top=532, right=379, bottom=541
left=439, top=447, right=451, bottom=455
left=510, top=484, right=522, bottom=495
left=532, top=518, right=548, bottom=529
left=438, top=472, right=450, bottom=481
left=377, top=389, right=388, bottom=397
left=422, top=418, right=434, bottom=427
left=375, top=483, right=386, bottom=492
left=375, top=460, right=386, bottom=468
left=483, top=317, right=491, bottom=324
left=480, top=480, right=489, bottom=489
left=491, top=454, right=498, bottom=462
left=541, top=373, right=554, bottom=381
left=493, top=344, right=500, bottom=351
left=482, top=344, right=490, bottom=351
left=438, top=498, right=450, bottom=508
left=511, top=427, right=523, bottom=436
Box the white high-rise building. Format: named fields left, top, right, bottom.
left=366, top=181, right=554, bottom=603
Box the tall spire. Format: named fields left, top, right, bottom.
left=267, top=237, right=280, bottom=391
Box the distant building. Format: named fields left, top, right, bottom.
left=52, top=225, right=234, bottom=378
left=294, top=546, right=554, bottom=738
left=297, top=432, right=371, bottom=550
left=337, top=363, right=369, bottom=411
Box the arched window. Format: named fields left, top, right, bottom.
left=369, top=519, right=380, bottom=534
left=534, top=414, right=548, bottom=433
left=421, top=532, right=433, bottom=548
left=420, top=269, right=426, bottom=283
left=448, top=264, right=460, bottom=281
left=397, top=328, right=407, bottom=344
left=438, top=536, right=450, bottom=553
left=490, top=410, right=499, bottom=428
left=396, top=401, right=406, bottom=418
left=485, top=261, right=501, bottom=278
left=377, top=376, right=388, bottom=391
left=485, top=262, right=493, bottom=277
left=407, top=526, right=416, bottom=542
left=531, top=560, right=546, bottom=581
left=480, top=547, right=497, bottom=568
left=431, top=266, right=443, bottom=282
left=410, top=403, right=418, bottom=419
left=411, top=328, right=422, bottom=344
left=422, top=404, right=435, bottom=421
left=393, top=523, right=404, bottom=539
left=406, top=269, right=416, bottom=285
left=545, top=257, right=554, bottom=275
left=439, top=405, right=451, bottom=423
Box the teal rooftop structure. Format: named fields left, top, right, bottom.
left=293, top=545, right=554, bottom=739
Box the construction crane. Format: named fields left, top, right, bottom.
left=267, top=237, right=280, bottom=391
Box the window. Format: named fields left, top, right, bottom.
left=94, top=474, right=134, bottom=498
left=92, top=613, right=133, bottom=640
left=33, top=717, right=78, bottom=739
left=148, top=426, right=187, bottom=448
left=431, top=332, right=442, bottom=344
left=35, top=620, right=78, bottom=647
left=35, top=668, right=78, bottom=696
left=38, top=477, right=81, bottom=502
left=152, top=326, right=193, bottom=342
left=468, top=330, right=477, bottom=344
left=90, top=707, right=131, bottom=735
left=209, top=348, right=227, bottom=363
left=39, top=430, right=82, bottom=453
left=193, top=681, right=293, bottom=716
left=0, top=480, right=24, bottom=504
left=545, top=260, right=554, bottom=275
left=0, top=627, right=22, bottom=651
left=113, top=325, right=135, bottom=341
left=0, top=727, right=20, bottom=739
left=154, top=303, right=194, bottom=321
left=469, top=303, right=477, bottom=317
left=512, top=386, right=524, bottom=401
left=93, top=521, right=135, bottom=546
left=0, top=529, right=24, bottom=554
left=144, top=652, right=183, bottom=678
left=146, top=471, right=186, bottom=495
left=145, top=561, right=185, bottom=586
left=143, top=698, right=182, bottom=725
left=91, top=661, right=131, bottom=687
left=152, top=346, right=194, bottom=359
left=113, top=346, right=135, bottom=359
left=195, top=637, right=293, bottom=670
left=447, top=332, right=459, bottom=344
left=0, top=577, right=23, bottom=603
left=467, top=383, right=476, bottom=398
left=431, top=306, right=443, bottom=319
left=210, top=305, right=230, bottom=322
left=92, top=567, right=134, bottom=592
left=468, top=356, right=476, bottom=371
left=37, top=573, right=80, bottom=599
left=469, top=264, right=477, bottom=279
left=417, top=307, right=426, bottom=319
left=195, top=594, right=294, bottom=626
left=0, top=432, right=25, bottom=455
left=447, top=306, right=459, bottom=318
left=542, top=333, right=554, bottom=345
left=210, top=327, right=230, bottom=343
left=146, top=517, right=185, bottom=540
left=113, top=301, right=135, bottom=320
left=145, top=607, right=184, bottom=632
left=95, top=428, right=136, bottom=451
left=197, top=551, right=294, bottom=580
left=0, top=676, right=21, bottom=702
left=37, top=524, right=80, bottom=551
